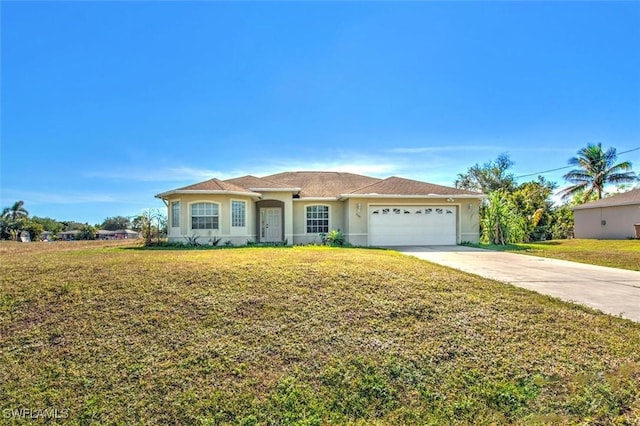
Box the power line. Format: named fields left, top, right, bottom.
left=515, top=146, right=640, bottom=179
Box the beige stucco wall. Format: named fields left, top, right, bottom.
left=163, top=194, right=482, bottom=246
left=291, top=200, right=345, bottom=245
left=573, top=204, right=640, bottom=239
left=165, top=192, right=296, bottom=245
left=342, top=197, right=482, bottom=246
left=164, top=194, right=257, bottom=245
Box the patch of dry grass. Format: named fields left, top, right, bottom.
left=473, top=239, right=640, bottom=271
left=1, top=243, right=639, bottom=424
left=0, top=239, right=140, bottom=255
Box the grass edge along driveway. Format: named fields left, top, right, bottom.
left=468, top=239, right=640, bottom=271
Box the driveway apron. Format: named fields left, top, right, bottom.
left=396, top=245, right=640, bottom=322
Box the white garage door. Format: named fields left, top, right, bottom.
left=369, top=205, right=457, bottom=246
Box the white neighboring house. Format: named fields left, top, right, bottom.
left=571, top=188, right=640, bottom=239
left=155, top=171, right=485, bottom=246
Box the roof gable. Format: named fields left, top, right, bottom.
left=572, top=188, right=640, bottom=210
left=176, top=178, right=255, bottom=193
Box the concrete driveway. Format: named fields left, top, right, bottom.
left=396, top=245, right=640, bottom=322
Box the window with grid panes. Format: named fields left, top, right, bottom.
left=231, top=200, right=246, bottom=227
left=191, top=202, right=219, bottom=229
left=306, top=205, right=329, bottom=233
left=171, top=201, right=180, bottom=227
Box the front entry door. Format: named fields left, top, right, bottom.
left=261, top=208, right=282, bottom=242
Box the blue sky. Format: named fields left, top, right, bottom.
left=2, top=1, right=639, bottom=225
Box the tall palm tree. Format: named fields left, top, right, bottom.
left=559, top=143, right=637, bottom=203
left=1, top=200, right=29, bottom=220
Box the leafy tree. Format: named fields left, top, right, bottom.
left=101, top=216, right=132, bottom=231
left=0, top=218, right=23, bottom=240
left=31, top=216, right=64, bottom=236
left=1, top=201, right=30, bottom=240
left=481, top=191, right=527, bottom=245
left=61, top=221, right=85, bottom=231
left=131, top=216, right=144, bottom=233
left=2, top=200, right=29, bottom=221
left=565, top=188, right=599, bottom=206
left=511, top=177, right=557, bottom=241
left=559, top=143, right=637, bottom=203
left=455, top=153, right=516, bottom=193
left=0, top=219, right=9, bottom=239
left=76, top=224, right=97, bottom=240
left=0, top=217, right=44, bottom=241
left=21, top=219, right=45, bottom=241
left=549, top=205, right=574, bottom=240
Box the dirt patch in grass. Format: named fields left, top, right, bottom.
left=472, top=239, right=640, bottom=271
left=1, top=244, right=639, bottom=424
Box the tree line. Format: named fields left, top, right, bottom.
left=0, top=204, right=167, bottom=243
left=455, top=143, right=637, bottom=245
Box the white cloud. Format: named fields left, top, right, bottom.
left=83, top=149, right=459, bottom=186
left=0, top=189, right=118, bottom=205
left=86, top=161, right=403, bottom=184
left=86, top=166, right=226, bottom=182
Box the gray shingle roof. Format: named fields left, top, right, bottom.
left=348, top=176, right=482, bottom=196
left=571, top=188, right=640, bottom=210
left=224, top=175, right=298, bottom=190
left=262, top=171, right=381, bottom=198
left=175, top=178, right=258, bottom=194
left=157, top=171, right=484, bottom=199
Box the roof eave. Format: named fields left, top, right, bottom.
left=339, top=193, right=486, bottom=200
left=571, top=201, right=640, bottom=210
left=155, top=189, right=262, bottom=199
left=293, top=197, right=339, bottom=201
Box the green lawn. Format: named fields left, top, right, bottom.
left=1, top=242, right=639, bottom=424
left=469, top=239, right=640, bottom=271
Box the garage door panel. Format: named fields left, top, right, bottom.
left=369, top=205, right=456, bottom=246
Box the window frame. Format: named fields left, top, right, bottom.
left=171, top=201, right=180, bottom=228
left=190, top=202, right=220, bottom=230
left=231, top=200, right=246, bottom=228
left=305, top=204, right=330, bottom=234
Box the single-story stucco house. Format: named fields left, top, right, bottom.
left=97, top=229, right=140, bottom=240
left=155, top=171, right=484, bottom=246
left=571, top=188, right=640, bottom=239
left=58, top=230, right=80, bottom=241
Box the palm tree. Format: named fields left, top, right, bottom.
left=559, top=143, right=637, bottom=203
left=1, top=200, right=29, bottom=220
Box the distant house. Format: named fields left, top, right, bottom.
left=97, top=230, right=114, bottom=239
left=58, top=230, right=80, bottom=241
left=113, top=229, right=139, bottom=239
left=155, top=171, right=485, bottom=246
left=571, top=188, right=640, bottom=239
left=59, top=229, right=139, bottom=240
left=98, top=229, right=140, bottom=240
